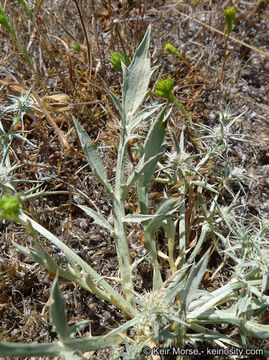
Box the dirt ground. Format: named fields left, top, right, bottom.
left=0, top=1, right=268, bottom=359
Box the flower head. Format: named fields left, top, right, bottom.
left=167, top=150, right=195, bottom=175
left=165, top=43, right=183, bottom=59
left=136, top=290, right=176, bottom=342
left=6, top=89, right=34, bottom=117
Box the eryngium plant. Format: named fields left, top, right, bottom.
left=0, top=26, right=268, bottom=359
left=0, top=86, right=60, bottom=202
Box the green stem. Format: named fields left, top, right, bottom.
left=138, top=174, right=163, bottom=290
left=176, top=184, right=187, bottom=269
left=113, top=124, right=134, bottom=305
left=112, top=197, right=134, bottom=304
left=171, top=97, right=193, bottom=126
left=166, top=219, right=177, bottom=273
left=222, top=33, right=229, bottom=73
left=144, top=229, right=163, bottom=290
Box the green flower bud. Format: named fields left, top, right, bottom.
left=0, top=193, right=22, bottom=221
left=154, top=77, right=174, bottom=101
left=109, top=50, right=131, bottom=72
left=70, top=41, right=82, bottom=52
left=164, top=43, right=183, bottom=59
left=224, top=6, right=236, bottom=35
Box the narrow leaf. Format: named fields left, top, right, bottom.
left=0, top=4, right=16, bottom=39
left=194, top=309, right=269, bottom=340
left=50, top=278, right=71, bottom=342
left=191, top=181, right=218, bottom=193
left=123, top=213, right=154, bottom=223
left=73, top=117, right=113, bottom=197
left=12, top=241, right=80, bottom=285
left=107, top=88, right=124, bottom=119
left=17, top=0, right=34, bottom=21
left=145, top=198, right=180, bottom=233
left=0, top=332, right=123, bottom=356
left=180, top=249, right=210, bottom=310
left=139, top=107, right=170, bottom=192
left=165, top=264, right=192, bottom=303
left=126, top=104, right=162, bottom=134
left=77, top=205, right=114, bottom=233
left=18, top=212, right=137, bottom=317
left=122, top=152, right=163, bottom=198
left=50, top=279, right=88, bottom=346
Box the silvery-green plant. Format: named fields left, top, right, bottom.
left=216, top=215, right=269, bottom=293
left=0, top=87, right=55, bottom=201
left=0, top=26, right=268, bottom=360
left=0, top=88, right=35, bottom=167
left=195, top=105, right=246, bottom=153
left=0, top=26, right=176, bottom=358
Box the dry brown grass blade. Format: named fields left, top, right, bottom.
left=49, top=35, right=74, bottom=84
left=72, top=0, right=92, bottom=80
left=0, top=66, right=19, bottom=82
left=175, top=9, right=269, bottom=58
left=0, top=80, right=28, bottom=93
left=41, top=93, right=72, bottom=112
left=169, top=160, right=213, bottom=192
left=170, top=174, right=197, bottom=192
left=30, top=88, right=71, bottom=151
